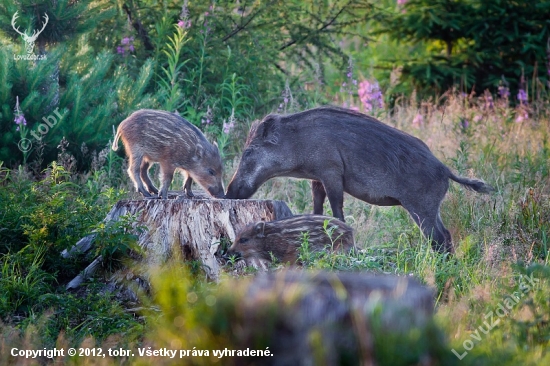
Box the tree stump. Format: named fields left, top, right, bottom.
left=63, top=193, right=293, bottom=287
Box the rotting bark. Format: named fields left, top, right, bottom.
left=63, top=193, right=293, bottom=288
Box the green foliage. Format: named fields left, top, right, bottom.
left=92, top=214, right=144, bottom=272
left=157, top=25, right=188, bottom=112
left=379, top=0, right=550, bottom=96
left=0, top=44, right=157, bottom=167
left=0, top=0, right=115, bottom=49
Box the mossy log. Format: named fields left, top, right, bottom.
left=221, top=270, right=437, bottom=365
left=63, top=193, right=293, bottom=288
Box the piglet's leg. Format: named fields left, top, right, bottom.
left=183, top=173, right=194, bottom=198
left=158, top=163, right=175, bottom=199
left=140, top=160, right=158, bottom=195
left=129, top=154, right=152, bottom=197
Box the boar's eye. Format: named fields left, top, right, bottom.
left=239, top=237, right=249, bottom=244
left=207, top=168, right=216, bottom=176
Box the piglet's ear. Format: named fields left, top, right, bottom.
left=254, top=222, right=266, bottom=238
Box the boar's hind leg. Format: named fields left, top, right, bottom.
left=321, top=178, right=345, bottom=222
left=312, top=180, right=326, bottom=215
left=140, top=161, right=158, bottom=195
left=404, top=205, right=452, bottom=253
left=128, top=155, right=152, bottom=197
left=158, top=164, right=175, bottom=199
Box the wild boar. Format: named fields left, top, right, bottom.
left=225, top=106, right=494, bottom=253
left=112, top=109, right=224, bottom=199
left=226, top=215, right=355, bottom=265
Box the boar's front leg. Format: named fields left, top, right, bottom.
left=140, top=160, right=159, bottom=196
left=320, top=176, right=345, bottom=222
left=312, top=180, right=326, bottom=215
left=183, top=175, right=194, bottom=198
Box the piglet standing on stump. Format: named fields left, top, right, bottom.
left=113, top=109, right=224, bottom=199
left=226, top=215, right=355, bottom=266
left=225, top=106, right=494, bottom=253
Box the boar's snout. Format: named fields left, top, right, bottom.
left=225, top=181, right=255, bottom=199
left=208, top=185, right=225, bottom=198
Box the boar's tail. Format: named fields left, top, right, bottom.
left=112, top=127, right=122, bottom=151
left=449, top=172, right=494, bottom=194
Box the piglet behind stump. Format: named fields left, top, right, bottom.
left=226, top=215, right=355, bottom=266
left=112, top=109, right=224, bottom=199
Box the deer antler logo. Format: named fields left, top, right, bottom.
left=11, top=11, right=49, bottom=55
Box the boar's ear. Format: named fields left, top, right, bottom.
left=254, top=222, right=266, bottom=238
left=193, top=144, right=204, bottom=161
left=258, top=115, right=279, bottom=144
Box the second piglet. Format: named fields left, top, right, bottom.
left=112, top=109, right=224, bottom=199
left=226, top=215, right=355, bottom=266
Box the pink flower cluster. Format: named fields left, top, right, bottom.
left=223, top=120, right=235, bottom=134
left=412, top=113, right=423, bottom=127
left=177, top=19, right=191, bottom=29
left=358, top=80, right=384, bottom=112
left=14, top=96, right=27, bottom=132
left=117, top=37, right=135, bottom=55
left=178, top=1, right=191, bottom=28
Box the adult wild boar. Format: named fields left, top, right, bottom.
left=112, top=109, right=224, bottom=199
left=225, top=106, right=493, bottom=253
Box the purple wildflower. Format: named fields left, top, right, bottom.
left=15, top=115, right=26, bottom=125
left=358, top=79, right=384, bottom=112
left=517, top=89, right=528, bottom=103
left=460, top=117, right=469, bottom=129
left=13, top=96, right=27, bottom=132
left=177, top=20, right=191, bottom=29
left=498, top=85, right=509, bottom=99
left=484, top=90, right=494, bottom=109
left=117, top=37, right=135, bottom=55
left=398, top=0, right=407, bottom=4
left=412, top=113, right=423, bottom=127
left=515, top=110, right=528, bottom=123
left=223, top=121, right=235, bottom=134
left=202, top=106, right=213, bottom=125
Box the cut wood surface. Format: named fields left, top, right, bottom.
left=63, top=193, right=293, bottom=286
